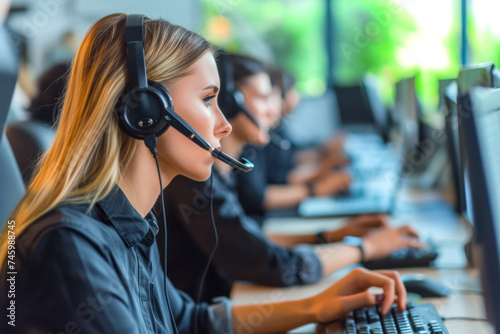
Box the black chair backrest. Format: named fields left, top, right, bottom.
left=6, top=120, right=55, bottom=185
left=0, top=24, right=24, bottom=226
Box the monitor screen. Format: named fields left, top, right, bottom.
left=393, top=77, right=419, bottom=151
left=457, top=63, right=496, bottom=95
left=334, top=84, right=375, bottom=125
left=456, top=64, right=497, bottom=222
left=462, top=86, right=500, bottom=329
left=442, top=81, right=468, bottom=215
left=438, top=78, right=456, bottom=109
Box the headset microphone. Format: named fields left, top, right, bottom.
left=163, top=105, right=254, bottom=172
left=116, top=15, right=253, bottom=173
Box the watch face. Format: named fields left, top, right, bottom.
left=344, top=236, right=362, bottom=246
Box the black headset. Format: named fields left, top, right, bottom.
left=216, top=51, right=261, bottom=128
left=116, top=14, right=253, bottom=172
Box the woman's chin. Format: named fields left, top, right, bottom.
left=185, top=166, right=213, bottom=182
left=247, top=132, right=270, bottom=146
left=256, top=133, right=270, bottom=146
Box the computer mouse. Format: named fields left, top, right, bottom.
left=401, top=274, right=452, bottom=298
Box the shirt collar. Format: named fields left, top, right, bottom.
left=96, top=186, right=159, bottom=248
left=213, top=166, right=235, bottom=189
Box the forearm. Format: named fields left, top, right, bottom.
left=294, top=148, right=321, bottom=165
left=315, top=243, right=362, bottom=277
left=267, top=229, right=346, bottom=248
left=232, top=298, right=315, bottom=334
left=263, top=184, right=308, bottom=210
left=267, top=233, right=315, bottom=247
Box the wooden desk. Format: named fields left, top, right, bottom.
left=231, top=188, right=493, bottom=333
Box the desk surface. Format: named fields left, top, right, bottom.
left=230, top=188, right=493, bottom=333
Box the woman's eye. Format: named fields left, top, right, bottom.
left=203, top=95, right=216, bottom=106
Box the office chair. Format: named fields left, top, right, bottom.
left=0, top=24, right=24, bottom=227
left=6, top=120, right=55, bottom=185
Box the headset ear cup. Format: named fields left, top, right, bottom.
left=148, top=80, right=175, bottom=113
left=116, top=81, right=173, bottom=139
left=218, top=90, right=239, bottom=119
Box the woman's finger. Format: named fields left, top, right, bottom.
left=347, top=268, right=397, bottom=315
left=398, top=225, right=419, bottom=238
left=402, top=237, right=424, bottom=249
left=377, top=270, right=407, bottom=311
left=338, top=291, right=379, bottom=314
left=339, top=291, right=400, bottom=316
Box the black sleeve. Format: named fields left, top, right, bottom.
left=4, top=226, right=234, bottom=334
left=8, top=228, right=141, bottom=334
left=164, top=173, right=322, bottom=288
left=264, top=140, right=297, bottom=185
left=165, top=275, right=234, bottom=334
left=235, top=145, right=268, bottom=218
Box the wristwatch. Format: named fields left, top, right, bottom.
left=315, top=231, right=328, bottom=244
left=306, top=182, right=315, bottom=197
left=343, top=236, right=365, bottom=263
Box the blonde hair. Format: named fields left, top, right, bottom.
left=0, top=13, right=213, bottom=267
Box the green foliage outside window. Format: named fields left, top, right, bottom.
left=334, top=0, right=460, bottom=117
left=468, top=0, right=500, bottom=68
left=200, top=0, right=327, bottom=96
left=200, top=0, right=485, bottom=118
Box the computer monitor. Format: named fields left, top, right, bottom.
left=456, top=63, right=497, bottom=223
left=457, top=62, right=496, bottom=95
left=438, top=78, right=456, bottom=110
left=393, top=77, right=420, bottom=151
left=459, top=86, right=500, bottom=329
left=441, top=81, right=467, bottom=214
left=334, top=83, right=375, bottom=126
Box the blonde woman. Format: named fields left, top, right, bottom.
left=0, top=13, right=406, bottom=333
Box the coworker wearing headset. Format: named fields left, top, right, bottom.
left=237, top=69, right=352, bottom=220
left=0, top=13, right=407, bottom=334
left=161, top=53, right=420, bottom=305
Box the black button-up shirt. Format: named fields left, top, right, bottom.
left=236, top=129, right=297, bottom=221
left=0, top=186, right=233, bottom=334
left=160, top=168, right=322, bottom=303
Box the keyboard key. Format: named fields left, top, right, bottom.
left=341, top=303, right=449, bottom=334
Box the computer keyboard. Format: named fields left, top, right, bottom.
left=298, top=194, right=393, bottom=217
left=362, top=245, right=438, bottom=270
left=341, top=303, right=449, bottom=334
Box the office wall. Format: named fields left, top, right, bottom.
left=8, top=0, right=202, bottom=76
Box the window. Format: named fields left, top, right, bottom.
left=333, top=0, right=460, bottom=113
left=200, top=0, right=464, bottom=114
left=200, top=0, right=327, bottom=96
left=468, top=0, right=500, bottom=67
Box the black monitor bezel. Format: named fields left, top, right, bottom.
left=460, top=86, right=500, bottom=328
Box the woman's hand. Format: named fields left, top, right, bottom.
left=322, top=214, right=389, bottom=242
left=311, top=267, right=407, bottom=323
left=321, top=132, right=346, bottom=156
left=332, top=214, right=390, bottom=240
left=362, top=226, right=423, bottom=261
left=311, top=170, right=351, bottom=197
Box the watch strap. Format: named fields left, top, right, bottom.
left=315, top=231, right=328, bottom=244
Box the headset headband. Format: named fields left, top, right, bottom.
left=217, top=50, right=261, bottom=127
left=126, top=14, right=148, bottom=89
left=219, top=52, right=236, bottom=96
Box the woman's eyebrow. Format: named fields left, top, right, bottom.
left=203, top=85, right=219, bottom=94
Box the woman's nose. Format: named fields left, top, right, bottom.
left=214, top=107, right=232, bottom=139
